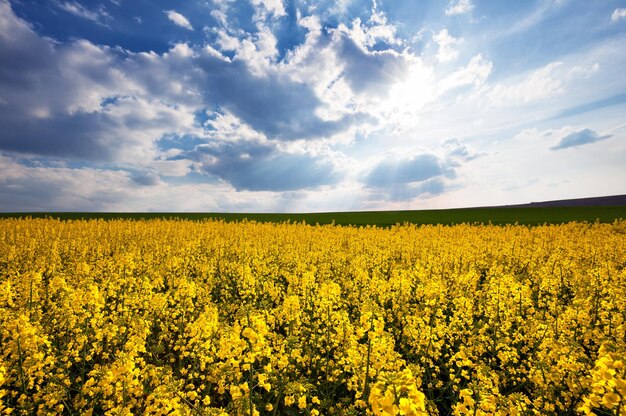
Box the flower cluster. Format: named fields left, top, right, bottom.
left=0, top=218, right=624, bottom=415
left=579, top=343, right=625, bottom=415
left=369, top=368, right=428, bottom=415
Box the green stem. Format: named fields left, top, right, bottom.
left=362, top=314, right=375, bottom=409
left=16, top=335, right=27, bottom=395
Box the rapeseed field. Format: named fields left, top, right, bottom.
left=0, top=219, right=624, bottom=415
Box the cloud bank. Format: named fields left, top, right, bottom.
left=0, top=0, right=624, bottom=212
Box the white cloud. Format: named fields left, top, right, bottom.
left=151, top=159, right=192, bottom=177
left=210, top=9, right=228, bottom=26
left=202, top=110, right=266, bottom=143
left=250, top=0, right=286, bottom=20
left=611, top=8, right=626, bottom=22
left=232, top=27, right=279, bottom=76
left=165, top=10, right=194, bottom=30
left=433, top=29, right=461, bottom=62
left=341, top=18, right=400, bottom=49
left=284, top=12, right=324, bottom=68
left=483, top=62, right=565, bottom=106
left=0, top=6, right=202, bottom=165
left=366, top=1, right=402, bottom=46
left=55, top=1, right=111, bottom=25
left=479, top=59, right=602, bottom=109
left=454, top=124, right=626, bottom=206
left=214, top=28, right=241, bottom=51
left=333, top=3, right=402, bottom=50
left=166, top=42, right=194, bottom=58
left=2, top=0, right=624, bottom=212
left=0, top=9, right=137, bottom=115
left=327, top=0, right=355, bottom=16
left=207, top=24, right=281, bottom=76
left=303, top=9, right=423, bottom=133
left=438, top=54, right=492, bottom=93
left=445, top=0, right=474, bottom=16
left=100, top=96, right=197, bottom=164
left=0, top=155, right=139, bottom=211
left=567, top=62, right=600, bottom=79
left=0, top=154, right=245, bottom=212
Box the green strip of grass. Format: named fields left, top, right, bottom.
left=1, top=206, right=625, bottom=226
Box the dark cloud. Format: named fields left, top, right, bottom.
left=363, top=152, right=462, bottom=201
left=185, top=140, right=342, bottom=191
left=365, top=153, right=445, bottom=188
left=550, top=128, right=611, bottom=150
left=0, top=0, right=368, bottom=169
left=195, top=52, right=368, bottom=140
left=0, top=3, right=68, bottom=111
left=0, top=4, right=124, bottom=159
left=367, top=178, right=446, bottom=202
left=0, top=3, right=198, bottom=161
left=131, top=170, right=161, bottom=186
left=0, top=110, right=124, bottom=159
left=0, top=2, right=136, bottom=116
left=0, top=4, right=202, bottom=163
left=0, top=96, right=189, bottom=161
left=337, top=35, right=409, bottom=96
left=388, top=178, right=446, bottom=201
left=0, top=0, right=446, bottom=207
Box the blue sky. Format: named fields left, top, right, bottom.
left=0, top=0, right=625, bottom=212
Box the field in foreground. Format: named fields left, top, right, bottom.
left=0, top=219, right=625, bottom=415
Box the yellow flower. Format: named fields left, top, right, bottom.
left=242, top=327, right=258, bottom=342
left=298, top=396, right=307, bottom=410
left=601, top=392, right=621, bottom=408
left=399, top=397, right=412, bottom=414
left=230, top=385, right=243, bottom=401
left=2, top=217, right=625, bottom=415
left=257, top=373, right=271, bottom=392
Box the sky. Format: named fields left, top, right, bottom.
left=0, top=0, right=625, bottom=212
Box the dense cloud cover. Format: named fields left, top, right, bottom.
left=1, top=0, right=625, bottom=211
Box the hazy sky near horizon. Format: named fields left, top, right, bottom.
left=0, top=0, right=625, bottom=212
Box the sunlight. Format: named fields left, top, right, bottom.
left=384, top=60, right=435, bottom=128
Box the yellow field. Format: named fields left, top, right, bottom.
left=0, top=219, right=625, bottom=415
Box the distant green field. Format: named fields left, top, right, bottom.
left=1, top=205, right=625, bottom=226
